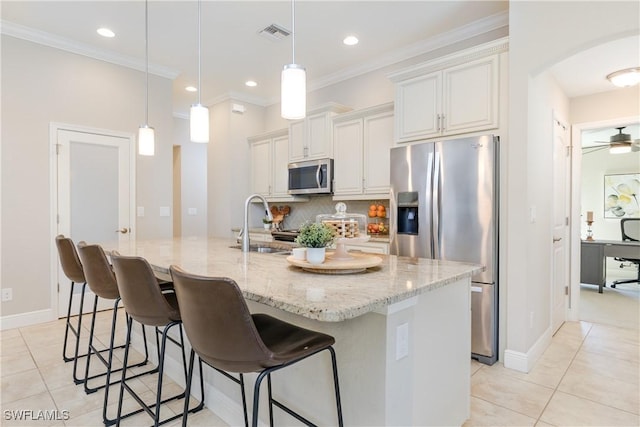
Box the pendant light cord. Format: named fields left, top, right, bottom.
left=197, top=0, right=202, bottom=105
left=144, top=0, right=149, bottom=125
left=291, top=0, right=295, bottom=64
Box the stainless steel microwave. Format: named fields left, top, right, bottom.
left=288, top=158, right=333, bottom=195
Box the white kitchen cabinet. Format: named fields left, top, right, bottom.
left=249, top=129, right=296, bottom=201
left=250, top=138, right=271, bottom=196
left=289, top=103, right=351, bottom=162
left=390, top=39, right=507, bottom=143
left=333, top=103, right=394, bottom=199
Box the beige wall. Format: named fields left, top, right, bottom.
left=207, top=100, right=265, bottom=238
left=1, top=35, right=173, bottom=318
left=173, top=117, right=208, bottom=238
left=570, top=86, right=640, bottom=124
left=508, top=0, right=639, bottom=367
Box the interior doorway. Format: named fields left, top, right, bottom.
left=570, top=117, right=640, bottom=326
left=52, top=123, right=136, bottom=318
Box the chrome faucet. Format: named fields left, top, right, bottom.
left=241, top=194, right=273, bottom=252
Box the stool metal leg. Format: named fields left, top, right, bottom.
left=250, top=347, right=343, bottom=427
left=328, top=346, right=344, bottom=427
left=84, top=299, right=152, bottom=395
left=267, top=373, right=274, bottom=427
left=117, top=320, right=196, bottom=427
left=63, top=281, right=85, bottom=362
left=71, top=282, right=88, bottom=384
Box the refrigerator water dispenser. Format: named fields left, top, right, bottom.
left=397, top=191, right=419, bottom=235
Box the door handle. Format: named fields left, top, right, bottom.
left=115, top=228, right=129, bottom=234
left=553, top=237, right=562, bottom=242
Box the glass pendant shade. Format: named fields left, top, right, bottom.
left=609, top=143, right=632, bottom=154
left=281, top=64, right=306, bottom=120
left=190, top=103, right=209, bottom=143
left=138, top=125, right=155, bottom=156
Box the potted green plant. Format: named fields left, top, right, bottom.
left=295, top=222, right=335, bottom=264
left=262, top=217, right=273, bottom=230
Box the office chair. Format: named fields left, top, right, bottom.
left=611, top=218, right=640, bottom=288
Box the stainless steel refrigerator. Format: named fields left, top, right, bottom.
left=390, top=135, right=499, bottom=365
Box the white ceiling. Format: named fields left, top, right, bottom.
left=2, top=0, right=637, bottom=132
left=549, top=34, right=640, bottom=147
left=1, top=0, right=509, bottom=116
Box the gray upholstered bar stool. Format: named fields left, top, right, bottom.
left=76, top=242, right=155, bottom=425
left=111, top=254, right=203, bottom=427
left=55, top=235, right=89, bottom=384
left=170, top=265, right=343, bottom=427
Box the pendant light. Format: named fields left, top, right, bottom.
left=281, top=0, right=306, bottom=120
left=138, top=0, right=154, bottom=156
left=190, top=0, right=209, bottom=143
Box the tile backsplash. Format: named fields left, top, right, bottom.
left=271, top=196, right=389, bottom=230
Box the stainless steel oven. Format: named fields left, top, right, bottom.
left=288, top=158, right=333, bottom=195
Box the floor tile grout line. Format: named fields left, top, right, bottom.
left=469, top=394, right=541, bottom=422
left=534, top=321, right=593, bottom=425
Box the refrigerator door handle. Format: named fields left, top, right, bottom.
left=426, top=152, right=435, bottom=256
left=433, top=151, right=441, bottom=258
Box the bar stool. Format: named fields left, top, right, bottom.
left=111, top=254, right=203, bottom=427
left=169, top=265, right=344, bottom=427
left=55, top=235, right=89, bottom=385
left=76, top=242, right=157, bottom=425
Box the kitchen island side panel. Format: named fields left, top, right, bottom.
left=131, top=277, right=471, bottom=426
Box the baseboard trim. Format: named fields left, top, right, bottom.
left=1, top=308, right=56, bottom=330
left=503, top=327, right=552, bottom=373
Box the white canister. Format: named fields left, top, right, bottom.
left=306, top=247, right=326, bottom=264
left=292, top=247, right=306, bottom=260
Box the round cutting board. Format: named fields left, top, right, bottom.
left=286, top=251, right=382, bottom=274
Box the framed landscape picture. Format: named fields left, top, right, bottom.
left=604, top=173, right=639, bottom=218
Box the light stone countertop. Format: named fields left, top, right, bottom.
left=105, top=236, right=482, bottom=322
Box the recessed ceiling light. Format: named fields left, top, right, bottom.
left=343, top=35, right=359, bottom=46
left=245, top=80, right=258, bottom=87
left=97, top=28, right=115, bottom=38
left=185, top=86, right=197, bottom=92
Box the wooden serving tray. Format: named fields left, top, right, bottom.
left=286, top=251, right=382, bottom=274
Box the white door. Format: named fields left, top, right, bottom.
left=55, top=126, right=135, bottom=317
left=551, top=117, right=570, bottom=333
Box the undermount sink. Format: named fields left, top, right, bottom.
left=229, top=244, right=291, bottom=255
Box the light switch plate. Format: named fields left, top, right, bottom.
left=137, top=207, right=145, bottom=217
left=159, top=207, right=171, bottom=217
left=188, top=208, right=197, bottom=216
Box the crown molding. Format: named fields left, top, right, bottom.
left=204, top=90, right=271, bottom=108
left=1, top=20, right=180, bottom=80
left=266, top=10, right=508, bottom=105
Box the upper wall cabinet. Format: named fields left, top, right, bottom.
left=389, top=38, right=508, bottom=143
left=289, top=103, right=352, bottom=162
left=333, top=103, right=394, bottom=200
left=249, top=129, right=300, bottom=202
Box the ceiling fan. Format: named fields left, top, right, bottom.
left=591, top=127, right=640, bottom=153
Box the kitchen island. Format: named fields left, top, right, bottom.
left=105, top=237, right=482, bottom=426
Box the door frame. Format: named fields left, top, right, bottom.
left=550, top=112, right=570, bottom=333
left=49, top=122, right=136, bottom=319
left=568, top=115, right=638, bottom=321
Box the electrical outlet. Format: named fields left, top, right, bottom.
left=1, top=288, right=13, bottom=302
left=396, top=323, right=409, bottom=360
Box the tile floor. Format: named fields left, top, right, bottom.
left=1, top=289, right=639, bottom=427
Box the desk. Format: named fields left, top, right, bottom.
left=580, top=240, right=640, bottom=293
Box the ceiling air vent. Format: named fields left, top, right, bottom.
left=258, top=24, right=290, bottom=42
